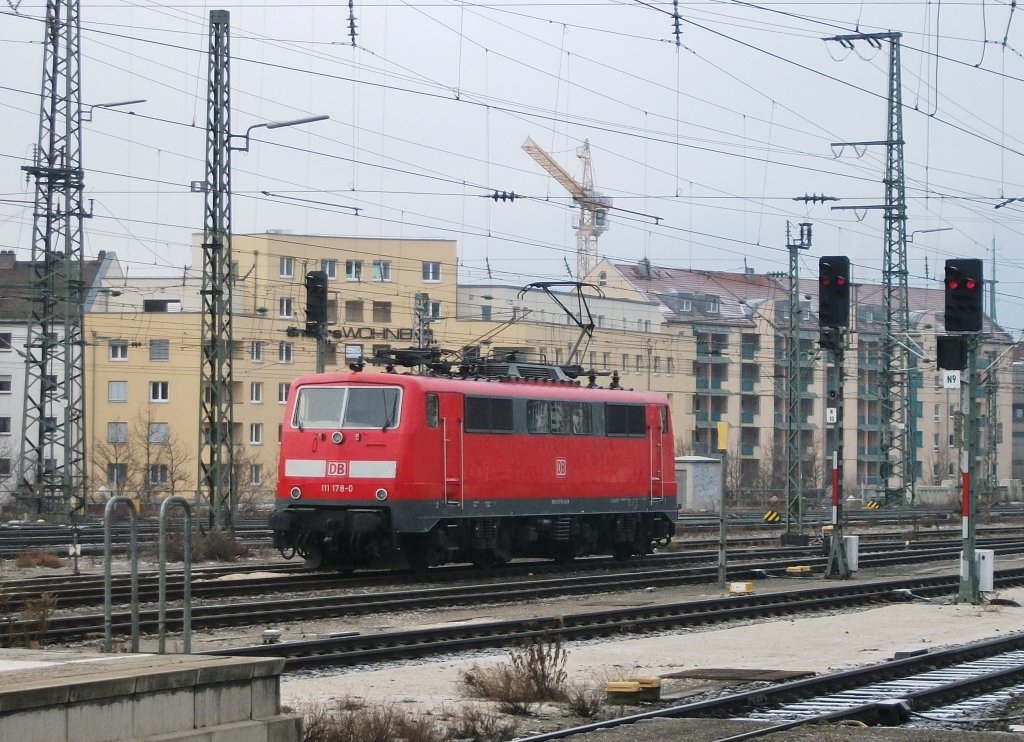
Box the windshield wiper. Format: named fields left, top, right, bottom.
left=382, top=390, right=398, bottom=432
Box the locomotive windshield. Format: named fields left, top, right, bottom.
left=292, top=385, right=402, bottom=429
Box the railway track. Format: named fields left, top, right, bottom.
left=514, top=632, right=1024, bottom=741
left=3, top=534, right=1022, bottom=617
left=206, top=569, right=1024, bottom=670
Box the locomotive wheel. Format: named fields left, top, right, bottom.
left=303, top=544, right=324, bottom=571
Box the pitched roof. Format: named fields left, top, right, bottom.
left=0, top=251, right=107, bottom=323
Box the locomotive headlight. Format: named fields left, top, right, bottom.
left=375, top=488, right=388, bottom=501
left=289, top=487, right=302, bottom=500
left=331, top=432, right=344, bottom=444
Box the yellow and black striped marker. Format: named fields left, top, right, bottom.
left=864, top=500, right=881, bottom=509
left=763, top=510, right=781, bottom=523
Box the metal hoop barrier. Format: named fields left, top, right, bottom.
left=158, top=497, right=193, bottom=654
left=103, top=496, right=140, bottom=653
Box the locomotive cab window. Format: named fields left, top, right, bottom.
left=605, top=404, right=646, bottom=437
left=465, top=396, right=514, bottom=433
left=293, top=386, right=402, bottom=429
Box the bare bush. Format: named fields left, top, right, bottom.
left=460, top=634, right=568, bottom=714
left=302, top=698, right=445, bottom=742
left=564, top=679, right=603, bottom=718
left=14, top=551, right=64, bottom=569
left=159, top=530, right=249, bottom=563
left=21, top=591, right=58, bottom=648
left=444, top=705, right=519, bottom=742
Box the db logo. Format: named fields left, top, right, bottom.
left=555, top=458, right=567, bottom=478
left=327, top=461, right=348, bottom=477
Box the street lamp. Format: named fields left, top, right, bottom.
left=84, top=99, right=147, bottom=122
left=230, top=115, right=330, bottom=152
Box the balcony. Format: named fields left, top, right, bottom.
left=696, top=410, right=724, bottom=425
left=740, top=443, right=756, bottom=456
left=741, top=412, right=755, bottom=425
left=741, top=378, right=756, bottom=392
left=741, top=345, right=757, bottom=360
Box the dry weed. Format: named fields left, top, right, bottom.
left=460, top=634, right=568, bottom=715
left=303, top=700, right=445, bottom=742
left=14, top=552, right=64, bottom=569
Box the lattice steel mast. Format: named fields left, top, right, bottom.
left=879, top=33, right=914, bottom=506
left=18, top=0, right=88, bottom=517
left=784, top=222, right=811, bottom=540
left=197, top=9, right=235, bottom=532
left=828, top=32, right=914, bottom=506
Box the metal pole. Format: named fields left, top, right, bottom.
left=826, top=338, right=851, bottom=578
left=718, top=448, right=727, bottom=588
left=158, top=496, right=193, bottom=653
left=958, top=338, right=980, bottom=603
left=103, top=495, right=139, bottom=652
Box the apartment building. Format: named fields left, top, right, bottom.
left=84, top=234, right=457, bottom=508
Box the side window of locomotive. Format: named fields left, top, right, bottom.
left=527, top=400, right=548, bottom=434
left=549, top=401, right=570, bottom=434
left=425, top=394, right=439, bottom=429
left=292, top=387, right=345, bottom=428
left=659, top=405, right=668, bottom=432
left=605, top=403, right=646, bottom=437
left=343, top=387, right=401, bottom=429
left=570, top=402, right=592, bottom=435
left=465, top=396, right=514, bottom=433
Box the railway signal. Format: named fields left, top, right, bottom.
left=818, top=256, right=851, bottom=328
left=944, top=258, right=983, bottom=332
left=304, top=270, right=328, bottom=337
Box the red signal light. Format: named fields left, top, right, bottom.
left=821, top=277, right=831, bottom=287
left=965, top=279, right=976, bottom=290
left=836, top=277, right=846, bottom=286
left=948, top=280, right=959, bottom=290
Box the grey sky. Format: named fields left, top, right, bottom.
left=1, top=1, right=1022, bottom=328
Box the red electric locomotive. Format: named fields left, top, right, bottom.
left=270, top=357, right=677, bottom=570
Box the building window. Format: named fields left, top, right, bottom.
left=278, top=382, right=290, bottom=403
left=321, top=259, right=337, bottom=280
left=934, top=403, right=940, bottom=422
left=250, top=382, right=263, bottom=403
left=279, top=342, right=293, bottom=363
left=107, top=422, right=128, bottom=444
left=621, top=354, right=628, bottom=372
left=372, top=301, right=392, bottom=323
left=250, top=341, right=263, bottom=362
left=481, top=305, right=492, bottom=321
left=250, top=464, right=262, bottom=485
left=106, top=463, right=127, bottom=488
left=598, top=271, right=607, bottom=286
left=279, top=297, right=293, bottom=318
left=0, top=416, right=10, bottom=435
left=429, top=301, right=441, bottom=319
left=635, top=355, right=642, bottom=372
left=149, top=381, right=169, bottom=402
left=149, top=464, right=169, bottom=485
left=279, top=256, right=294, bottom=278
left=667, top=357, right=674, bottom=375
left=0, top=457, right=11, bottom=476
left=148, top=422, right=169, bottom=444
left=344, top=300, right=364, bottom=322
left=0, top=332, right=11, bottom=351
left=345, top=259, right=363, bottom=281
left=372, top=260, right=391, bottom=281
left=422, top=261, right=441, bottom=282
left=143, top=299, right=182, bottom=313
left=149, top=339, right=170, bottom=361
left=108, top=380, right=127, bottom=402
left=0, top=374, right=12, bottom=394
left=705, top=298, right=720, bottom=314
left=250, top=423, right=263, bottom=445
left=109, top=341, right=128, bottom=360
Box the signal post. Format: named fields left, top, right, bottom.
left=941, top=258, right=984, bottom=604
left=819, top=257, right=851, bottom=579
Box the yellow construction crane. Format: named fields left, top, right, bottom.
left=522, top=137, right=612, bottom=280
